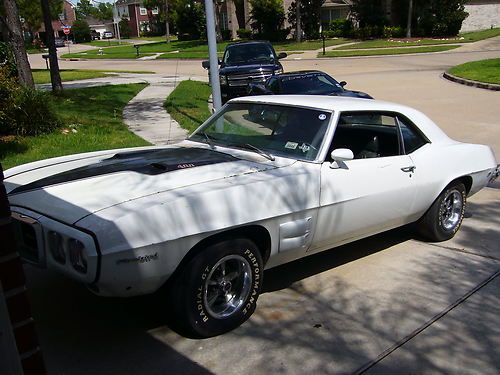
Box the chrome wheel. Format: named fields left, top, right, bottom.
left=203, top=255, right=252, bottom=319
left=439, top=189, right=463, bottom=231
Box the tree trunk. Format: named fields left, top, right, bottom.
left=165, top=0, right=170, bottom=43
left=406, top=0, right=413, bottom=38
left=40, top=0, right=63, bottom=92
left=295, top=0, right=301, bottom=42
left=214, top=0, right=223, bottom=42
left=2, top=0, right=34, bottom=88
left=232, top=0, right=245, bottom=30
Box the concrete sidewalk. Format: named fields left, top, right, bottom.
left=38, top=73, right=194, bottom=145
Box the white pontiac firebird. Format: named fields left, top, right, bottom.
left=5, top=96, right=497, bottom=337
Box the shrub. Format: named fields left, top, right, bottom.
left=327, top=19, right=353, bottom=38
left=221, top=29, right=232, bottom=41
left=72, top=19, right=92, bottom=43
left=119, top=18, right=131, bottom=39
left=237, top=28, right=252, bottom=39
left=0, top=67, right=59, bottom=136
left=383, top=26, right=405, bottom=38
left=0, top=42, right=18, bottom=78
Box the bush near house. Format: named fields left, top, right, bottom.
left=236, top=28, right=252, bottom=39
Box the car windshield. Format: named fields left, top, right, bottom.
left=189, top=103, right=332, bottom=161
left=223, top=44, right=275, bottom=66
left=280, top=73, right=343, bottom=95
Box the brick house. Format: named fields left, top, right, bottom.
left=37, top=0, right=76, bottom=39
left=115, top=0, right=161, bottom=38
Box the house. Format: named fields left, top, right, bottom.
left=85, top=16, right=114, bottom=39
left=115, top=0, right=161, bottom=38
left=36, top=0, right=76, bottom=40
left=461, top=0, right=500, bottom=32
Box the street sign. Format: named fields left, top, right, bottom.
left=63, top=28, right=70, bottom=35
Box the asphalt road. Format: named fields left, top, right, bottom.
left=25, top=38, right=500, bottom=374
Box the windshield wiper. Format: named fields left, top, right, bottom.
left=230, top=143, right=275, bottom=161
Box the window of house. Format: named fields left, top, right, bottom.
left=140, top=7, right=147, bottom=16
left=152, top=7, right=159, bottom=15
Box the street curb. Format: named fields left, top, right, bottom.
left=443, top=72, right=500, bottom=91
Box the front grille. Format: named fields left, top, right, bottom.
left=228, top=71, right=273, bottom=87
left=12, top=216, right=41, bottom=264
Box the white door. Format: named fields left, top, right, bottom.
left=310, top=111, right=418, bottom=252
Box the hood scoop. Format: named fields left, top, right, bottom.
left=10, top=147, right=237, bottom=195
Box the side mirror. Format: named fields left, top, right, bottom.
left=330, top=148, right=354, bottom=169
left=339, top=81, right=347, bottom=87
left=277, top=52, right=287, bottom=59
left=202, top=60, right=210, bottom=69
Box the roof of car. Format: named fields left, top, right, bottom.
left=276, top=70, right=325, bottom=77
left=230, top=95, right=451, bottom=143
left=227, top=40, right=272, bottom=47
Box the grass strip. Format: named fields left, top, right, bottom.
left=448, top=58, right=500, bottom=85
left=164, top=80, right=212, bottom=134
left=1, top=84, right=150, bottom=169
left=319, top=45, right=459, bottom=57
left=32, top=69, right=153, bottom=84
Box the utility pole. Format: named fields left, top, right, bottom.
left=41, top=0, right=63, bottom=92
left=1, top=0, right=34, bottom=88
left=204, top=0, right=222, bottom=110
left=406, top=0, right=413, bottom=38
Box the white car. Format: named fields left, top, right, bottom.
left=5, top=96, right=497, bottom=338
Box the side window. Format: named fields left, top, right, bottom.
left=330, top=112, right=400, bottom=159
left=397, top=116, right=429, bottom=154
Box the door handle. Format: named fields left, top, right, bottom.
left=401, top=166, right=416, bottom=173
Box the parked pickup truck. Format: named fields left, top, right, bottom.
left=202, top=41, right=287, bottom=103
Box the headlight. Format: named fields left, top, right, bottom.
left=68, top=239, right=88, bottom=274
left=48, top=231, right=65, bottom=264
left=274, top=68, right=283, bottom=75
left=220, top=75, right=227, bottom=85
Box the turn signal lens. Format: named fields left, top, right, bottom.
left=48, top=231, right=65, bottom=264
left=68, top=239, right=88, bottom=274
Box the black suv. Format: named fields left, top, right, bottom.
left=202, top=41, right=287, bottom=103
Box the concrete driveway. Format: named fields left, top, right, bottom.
left=25, top=38, right=500, bottom=374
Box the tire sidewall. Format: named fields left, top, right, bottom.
left=182, top=239, right=263, bottom=337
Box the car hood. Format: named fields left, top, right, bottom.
left=6, top=145, right=286, bottom=224
left=220, top=63, right=280, bottom=75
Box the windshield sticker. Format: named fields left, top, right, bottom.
left=299, top=144, right=311, bottom=153
left=285, top=141, right=298, bottom=149
left=318, top=114, right=327, bottom=120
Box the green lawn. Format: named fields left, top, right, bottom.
left=164, top=80, right=212, bottom=134
left=1, top=84, right=150, bottom=169
left=448, top=58, right=500, bottom=85
left=319, top=45, right=459, bottom=57
left=61, top=38, right=350, bottom=59
left=81, top=40, right=129, bottom=47
left=339, top=28, right=500, bottom=50
left=32, top=69, right=153, bottom=84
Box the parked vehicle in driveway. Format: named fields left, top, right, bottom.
left=54, top=37, right=65, bottom=48
left=90, top=30, right=101, bottom=40
left=5, top=96, right=497, bottom=338
left=202, top=41, right=287, bottom=103
left=248, top=70, right=373, bottom=99
left=102, top=31, right=113, bottom=39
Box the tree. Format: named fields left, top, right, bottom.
left=94, top=3, right=113, bottom=20
left=41, top=0, right=62, bottom=92
left=119, top=17, right=131, bottom=39
left=72, top=19, right=91, bottom=43
left=418, top=0, right=468, bottom=36
left=17, top=0, right=62, bottom=39
left=1, top=0, right=34, bottom=87
left=249, top=0, right=286, bottom=41
left=350, top=0, right=386, bottom=28
left=175, top=0, right=205, bottom=40
left=287, top=0, right=324, bottom=40
left=75, top=0, right=93, bottom=19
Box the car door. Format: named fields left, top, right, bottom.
left=310, top=111, right=418, bottom=252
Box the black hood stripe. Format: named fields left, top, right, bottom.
left=10, top=147, right=237, bottom=195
